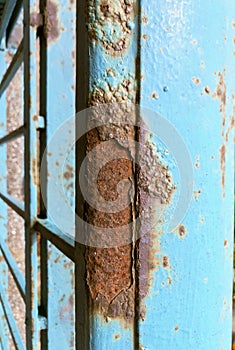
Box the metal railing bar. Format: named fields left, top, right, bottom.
left=0, top=39, right=23, bottom=97
left=0, top=191, right=25, bottom=218
left=34, top=219, right=75, bottom=262
left=0, top=0, right=21, bottom=44
left=6, top=0, right=23, bottom=45
left=0, top=236, right=26, bottom=302
left=0, top=284, right=25, bottom=350
left=0, top=124, right=25, bottom=145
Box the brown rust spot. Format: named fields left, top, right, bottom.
left=178, top=224, right=187, bottom=239
left=174, top=326, right=179, bottom=332
left=114, top=333, right=121, bottom=340
left=32, top=158, right=38, bottom=186
left=142, top=34, right=148, bottom=40
left=151, top=92, right=159, bottom=99
left=167, top=277, right=172, bottom=285
left=225, top=115, right=235, bottom=143
left=224, top=240, right=228, bottom=248
left=142, top=16, right=148, bottom=24
left=192, top=77, right=200, bottom=85
left=219, top=144, right=226, bottom=198
left=63, top=165, right=74, bottom=180
left=162, top=256, right=170, bottom=269
left=194, top=189, right=202, bottom=201
left=204, top=86, right=210, bottom=94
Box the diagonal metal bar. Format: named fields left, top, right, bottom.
left=0, top=39, right=23, bottom=97
left=34, top=219, right=75, bottom=262
left=0, top=236, right=26, bottom=302
left=0, top=125, right=25, bottom=145
left=0, top=284, right=25, bottom=350
left=0, top=0, right=20, bottom=44
left=0, top=191, right=25, bottom=218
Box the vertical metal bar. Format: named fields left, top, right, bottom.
left=0, top=39, right=9, bottom=350
left=77, top=0, right=140, bottom=349
left=23, top=0, right=39, bottom=348
left=38, top=0, right=47, bottom=347
left=75, top=0, right=89, bottom=348
left=137, top=0, right=235, bottom=349
left=45, top=1, right=76, bottom=349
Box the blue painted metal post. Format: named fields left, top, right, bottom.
left=138, top=0, right=235, bottom=349
left=45, top=0, right=76, bottom=348
left=24, top=0, right=40, bottom=348
left=83, top=0, right=234, bottom=349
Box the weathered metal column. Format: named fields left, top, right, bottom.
left=138, top=0, right=234, bottom=349
left=79, top=0, right=234, bottom=349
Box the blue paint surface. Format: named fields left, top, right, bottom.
left=139, top=0, right=234, bottom=349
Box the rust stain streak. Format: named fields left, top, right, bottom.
left=219, top=144, right=226, bottom=198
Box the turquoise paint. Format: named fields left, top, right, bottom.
left=138, top=0, right=234, bottom=349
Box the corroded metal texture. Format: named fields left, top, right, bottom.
left=88, top=0, right=136, bottom=55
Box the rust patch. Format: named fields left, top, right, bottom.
left=114, top=333, right=121, bottom=340
left=204, top=86, right=210, bottom=94
left=86, top=83, right=175, bottom=322
left=32, top=158, right=38, bottom=186
left=63, top=165, right=74, bottom=180
left=224, top=240, right=228, bottom=248
left=142, top=16, right=148, bottom=24
left=213, top=71, right=227, bottom=137
left=86, top=246, right=133, bottom=304
left=151, top=92, right=159, bottom=99
left=85, top=100, right=136, bottom=320
left=162, top=256, right=170, bottom=269
left=178, top=224, right=187, bottom=239
left=195, top=156, right=200, bottom=169
left=88, top=0, right=136, bottom=56
left=225, top=115, right=235, bottom=143
left=194, top=189, right=202, bottom=201
left=167, top=277, right=172, bottom=285
left=192, top=77, right=200, bottom=85
left=174, top=326, right=179, bottom=332
left=219, top=144, right=226, bottom=198
left=44, top=0, right=60, bottom=43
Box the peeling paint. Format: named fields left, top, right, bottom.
left=85, top=94, right=175, bottom=322
left=88, top=0, right=136, bottom=55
